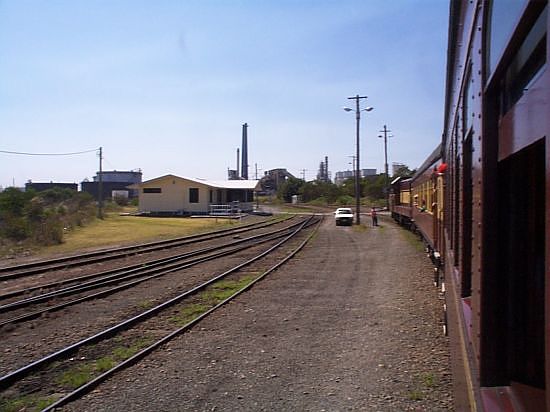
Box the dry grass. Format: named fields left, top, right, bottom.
left=39, top=213, right=238, bottom=256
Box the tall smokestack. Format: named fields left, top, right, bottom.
left=325, top=156, right=329, bottom=181
left=236, top=148, right=240, bottom=177
left=241, top=123, right=248, bottom=180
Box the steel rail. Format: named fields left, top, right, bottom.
left=0, top=217, right=310, bottom=311
left=43, top=215, right=323, bottom=412
left=0, top=215, right=293, bottom=281
left=0, top=214, right=318, bottom=392
left=0, top=219, right=318, bottom=326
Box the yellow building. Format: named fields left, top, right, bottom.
left=129, top=174, right=260, bottom=215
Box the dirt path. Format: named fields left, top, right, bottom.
left=64, top=216, right=453, bottom=411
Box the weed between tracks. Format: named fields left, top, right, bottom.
left=0, top=393, right=58, bottom=412
left=57, top=336, right=154, bottom=389
left=0, top=336, right=154, bottom=411
left=169, top=275, right=256, bottom=326
left=406, top=372, right=438, bottom=401
left=1, top=276, right=259, bottom=411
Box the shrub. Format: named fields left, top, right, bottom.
left=336, top=195, right=354, bottom=206
left=1, top=215, right=30, bottom=240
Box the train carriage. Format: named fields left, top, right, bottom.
left=390, top=145, right=445, bottom=263
left=440, top=1, right=549, bottom=410
left=409, top=145, right=445, bottom=259
left=389, top=176, right=413, bottom=226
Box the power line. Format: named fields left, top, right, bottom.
left=0, top=148, right=98, bottom=156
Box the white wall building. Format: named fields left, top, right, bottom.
left=129, top=174, right=259, bottom=215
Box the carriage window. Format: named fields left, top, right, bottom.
left=487, top=0, right=527, bottom=77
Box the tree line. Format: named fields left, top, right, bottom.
left=276, top=166, right=414, bottom=206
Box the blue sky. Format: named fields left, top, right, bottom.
left=0, top=0, right=449, bottom=188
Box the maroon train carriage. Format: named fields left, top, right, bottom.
left=390, top=144, right=445, bottom=267
left=440, top=1, right=550, bottom=411
left=389, top=176, right=413, bottom=227
left=409, top=145, right=445, bottom=263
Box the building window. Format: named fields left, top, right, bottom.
left=189, top=188, right=199, bottom=203
left=143, top=188, right=161, bottom=193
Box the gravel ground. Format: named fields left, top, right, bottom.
left=63, top=215, right=453, bottom=411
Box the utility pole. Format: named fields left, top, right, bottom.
left=301, top=169, right=307, bottom=181
left=345, top=95, right=372, bottom=225
left=378, top=125, right=392, bottom=210
left=98, top=146, right=103, bottom=219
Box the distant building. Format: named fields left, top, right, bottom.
left=258, top=168, right=295, bottom=195
left=81, top=170, right=142, bottom=200
left=334, top=168, right=377, bottom=185
left=25, top=182, right=78, bottom=192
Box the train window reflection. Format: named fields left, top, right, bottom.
left=487, top=0, right=527, bottom=76
left=501, top=6, right=547, bottom=114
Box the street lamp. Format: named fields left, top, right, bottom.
left=343, top=95, right=373, bottom=225
left=378, top=125, right=393, bottom=210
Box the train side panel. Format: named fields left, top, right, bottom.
left=443, top=1, right=549, bottom=410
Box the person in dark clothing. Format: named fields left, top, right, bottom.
left=371, top=207, right=378, bottom=226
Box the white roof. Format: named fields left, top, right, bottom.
left=132, top=174, right=259, bottom=190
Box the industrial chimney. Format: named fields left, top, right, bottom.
left=241, top=123, right=248, bottom=179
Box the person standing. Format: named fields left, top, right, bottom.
left=371, top=207, right=378, bottom=227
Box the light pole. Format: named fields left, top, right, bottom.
left=378, top=125, right=393, bottom=210
left=344, top=95, right=373, bottom=225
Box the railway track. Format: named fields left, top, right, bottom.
left=0, top=215, right=293, bottom=281
left=0, top=216, right=316, bottom=326
left=0, top=214, right=321, bottom=412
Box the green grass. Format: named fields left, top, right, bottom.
left=138, top=299, right=156, bottom=310
left=406, top=372, right=437, bottom=402
left=352, top=224, right=367, bottom=232
left=400, top=228, right=425, bottom=252
left=407, top=389, right=424, bottom=401
left=421, top=372, right=437, bottom=388
left=201, top=277, right=255, bottom=304
left=0, top=394, right=59, bottom=412
left=57, top=337, right=153, bottom=389
left=170, top=276, right=256, bottom=326
left=169, top=303, right=211, bottom=326
left=33, top=213, right=238, bottom=257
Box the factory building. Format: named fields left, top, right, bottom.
left=258, top=168, right=295, bottom=195
left=129, top=174, right=259, bottom=215
left=81, top=170, right=142, bottom=200
left=25, top=182, right=78, bottom=192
